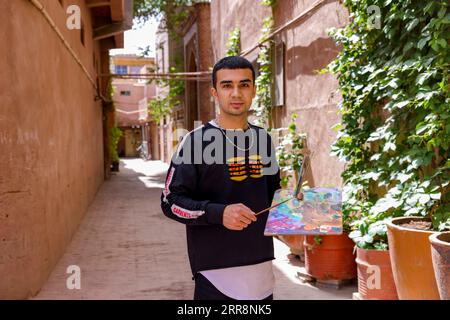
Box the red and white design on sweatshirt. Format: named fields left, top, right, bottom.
left=171, top=204, right=205, bottom=219
left=163, top=167, right=175, bottom=200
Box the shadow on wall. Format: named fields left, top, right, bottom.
left=286, top=37, right=340, bottom=78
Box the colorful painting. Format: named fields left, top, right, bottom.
left=264, top=188, right=343, bottom=235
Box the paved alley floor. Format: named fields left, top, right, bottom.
left=34, top=159, right=356, bottom=300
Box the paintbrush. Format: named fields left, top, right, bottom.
left=255, top=155, right=309, bottom=216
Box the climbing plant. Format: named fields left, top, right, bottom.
left=252, top=4, right=307, bottom=186
left=327, top=0, right=450, bottom=249
left=254, top=17, right=274, bottom=129
left=148, top=65, right=185, bottom=124
left=105, top=80, right=123, bottom=164
left=133, top=0, right=205, bottom=40
left=109, top=125, right=123, bottom=163
left=275, top=114, right=307, bottom=188
left=226, top=27, right=241, bottom=57
left=261, top=0, right=276, bottom=6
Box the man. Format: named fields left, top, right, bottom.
left=161, top=56, right=282, bottom=300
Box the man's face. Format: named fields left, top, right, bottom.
left=210, top=68, right=256, bottom=117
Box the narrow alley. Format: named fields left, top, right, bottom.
left=34, top=159, right=355, bottom=300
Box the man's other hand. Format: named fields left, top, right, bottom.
left=296, top=192, right=304, bottom=200
left=223, top=203, right=257, bottom=231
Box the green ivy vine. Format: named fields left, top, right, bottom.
left=133, top=0, right=205, bottom=41
left=106, top=80, right=123, bottom=164
left=261, top=0, right=276, bottom=7
left=226, top=28, right=241, bottom=57
left=327, top=0, right=450, bottom=249
left=275, top=114, right=307, bottom=188
left=252, top=3, right=306, bottom=188
left=148, top=64, right=185, bottom=124
left=254, top=17, right=274, bottom=129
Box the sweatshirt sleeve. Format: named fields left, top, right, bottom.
left=160, top=133, right=226, bottom=226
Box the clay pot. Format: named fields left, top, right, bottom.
left=304, top=233, right=357, bottom=280
left=386, top=217, right=440, bottom=300
left=356, top=247, right=398, bottom=300
left=278, top=235, right=305, bottom=260
left=429, top=231, right=450, bottom=300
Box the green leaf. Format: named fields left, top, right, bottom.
left=387, top=79, right=399, bottom=89
left=370, top=154, right=381, bottom=161
left=437, top=38, right=447, bottom=48
left=332, top=123, right=343, bottom=131
left=417, top=37, right=430, bottom=50
left=362, top=234, right=374, bottom=243
left=395, top=100, right=411, bottom=109
left=397, top=173, right=413, bottom=183
left=363, top=171, right=381, bottom=181
left=438, top=6, right=447, bottom=19
left=349, top=230, right=362, bottom=239
left=419, top=194, right=431, bottom=205
left=406, top=18, right=419, bottom=32
left=383, top=142, right=397, bottom=152
left=416, top=73, right=431, bottom=86
left=431, top=40, right=441, bottom=52
left=430, top=193, right=441, bottom=200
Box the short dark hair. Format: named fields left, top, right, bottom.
left=212, top=56, right=255, bottom=89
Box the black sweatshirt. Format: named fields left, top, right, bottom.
left=160, top=121, right=281, bottom=276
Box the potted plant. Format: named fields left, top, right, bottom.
left=303, top=212, right=357, bottom=283
left=324, top=0, right=450, bottom=300
left=429, top=231, right=450, bottom=300
left=384, top=190, right=450, bottom=300
left=349, top=215, right=398, bottom=300
left=275, top=115, right=357, bottom=282
left=274, top=114, right=307, bottom=261
left=110, top=125, right=123, bottom=172
left=386, top=216, right=441, bottom=299
left=384, top=173, right=450, bottom=300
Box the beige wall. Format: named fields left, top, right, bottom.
left=210, top=0, right=348, bottom=187
left=114, top=82, right=149, bottom=126
left=273, top=0, right=348, bottom=187
left=210, top=0, right=272, bottom=62
left=0, top=0, right=109, bottom=298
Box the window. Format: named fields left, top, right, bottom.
left=272, top=40, right=285, bottom=107
left=158, top=42, right=165, bottom=73
left=251, top=58, right=260, bottom=79
left=249, top=58, right=260, bottom=114
left=120, top=91, right=131, bottom=96
left=80, top=20, right=85, bottom=46
left=115, top=65, right=128, bottom=74
left=129, top=66, right=142, bottom=74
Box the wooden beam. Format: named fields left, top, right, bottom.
left=94, top=22, right=128, bottom=40
left=86, top=0, right=111, bottom=8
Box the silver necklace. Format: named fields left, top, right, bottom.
left=213, top=118, right=255, bottom=152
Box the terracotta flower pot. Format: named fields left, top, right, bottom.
left=304, top=233, right=356, bottom=280
left=278, top=235, right=305, bottom=260
left=356, top=247, right=398, bottom=300
left=386, top=217, right=440, bottom=300
left=429, top=231, right=450, bottom=300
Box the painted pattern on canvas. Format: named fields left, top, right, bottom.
left=264, top=188, right=343, bottom=235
